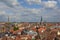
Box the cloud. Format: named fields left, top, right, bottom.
left=26, top=0, right=41, bottom=5
left=0, top=0, right=60, bottom=22
left=43, top=1, right=57, bottom=8
left=26, top=0, right=57, bottom=8
left=0, top=0, right=19, bottom=8
left=0, top=11, right=6, bottom=15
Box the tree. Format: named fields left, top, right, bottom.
left=13, top=26, right=19, bottom=31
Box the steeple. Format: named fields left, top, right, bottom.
left=40, top=16, right=43, bottom=25
left=8, top=16, right=9, bottom=22
left=41, top=16, right=42, bottom=22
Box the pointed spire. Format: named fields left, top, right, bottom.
left=8, top=16, right=9, bottom=22
left=40, top=16, right=43, bottom=25
left=41, top=16, right=42, bottom=22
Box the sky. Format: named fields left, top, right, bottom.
left=0, top=0, right=60, bottom=22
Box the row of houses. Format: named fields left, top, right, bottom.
left=0, top=22, right=60, bottom=40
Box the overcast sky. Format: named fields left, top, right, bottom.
left=0, top=0, right=60, bottom=22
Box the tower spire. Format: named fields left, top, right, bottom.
left=40, top=16, right=43, bottom=25
left=8, top=16, right=9, bottom=22
left=41, top=16, right=42, bottom=22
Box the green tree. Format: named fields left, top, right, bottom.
left=14, top=26, right=19, bottom=31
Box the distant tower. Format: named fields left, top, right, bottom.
left=8, top=16, right=10, bottom=22
left=40, top=16, right=43, bottom=25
